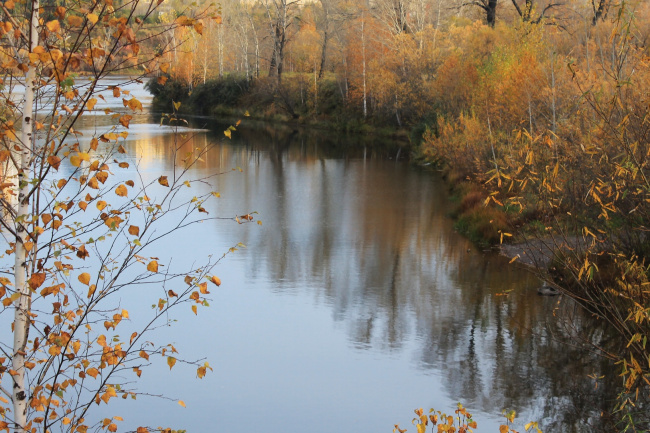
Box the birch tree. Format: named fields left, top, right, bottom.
left=0, top=1, right=250, bottom=433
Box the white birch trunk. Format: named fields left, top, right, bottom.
left=13, top=0, right=38, bottom=431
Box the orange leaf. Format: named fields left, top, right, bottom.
left=199, top=282, right=209, bottom=294
left=210, top=275, right=221, bottom=286
left=147, top=261, right=158, bottom=273
left=158, top=176, right=169, bottom=187
left=78, top=273, right=91, bottom=286
left=48, top=155, right=61, bottom=170
left=115, top=184, right=128, bottom=197
left=128, top=225, right=139, bottom=236
left=119, top=115, right=133, bottom=128
left=28, top=273, right=46, bottom=289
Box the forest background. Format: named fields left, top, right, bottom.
left=150, top=0, right=650, bottom=430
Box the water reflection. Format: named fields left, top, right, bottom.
left=67, top=83, right=619, bottom=432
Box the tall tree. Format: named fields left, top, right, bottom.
left=263, top=0, right=299, bottom=83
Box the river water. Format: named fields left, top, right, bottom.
left=8, top=77, right=618, bottom=432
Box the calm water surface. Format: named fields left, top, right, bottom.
left=12, top=78, right=618, bottom=432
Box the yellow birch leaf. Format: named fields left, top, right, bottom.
left=45, top=20, right=60, bottom=32
left=158, top=176, right=169, bottom=187
left=191, top=305, right=197, bottom=315
left=128, top=225, right=139, bottom=236
left=87, top=98, right=97, bottom=110
left=70, top=154, right=81, bottom=167
left=119, top=115, right=132, bottom=128
left=167, top=356, right=176, bottom=370
left=96, top=200, right=107, bottom=211
left=178, top=400, right=185, bottom=408
left=210, top=276, right=221, bottom=286
left=115, top=184, right=128, bottom=197
left=127, top=98, right=143, bottom=112
left=87, top=13, right=98, bottom=24
left=147, top=261, right=158, bottom=273
left=78, top=273, right=91, bottom=286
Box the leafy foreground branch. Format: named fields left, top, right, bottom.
left=395, top=405, right=542, bottom=433
left=0, top=0, right=253, bottom=433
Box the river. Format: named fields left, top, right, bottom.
left=8, top=77, right=618, bottom=432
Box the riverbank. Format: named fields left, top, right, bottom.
left=145, top=74, right=424, bottom=143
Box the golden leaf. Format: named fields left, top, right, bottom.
left=128, top=225, right=139, bottom=236
left=87, top=177, right=99, bottom=189
left=70, top=154, right=81, bottom=167
left=178, top=400, right=186, bottom=408
left=115, top=184, right=128, bottom=197
left=147, top=261, right=158, bottom=273
left=87, top=98, right=97, bottom=110
left=78, top=273, right=91, bottom=286
left=45, top=20, right=60, bottom=32
left=127, top=98, right=143, bottom=112
left=87, top=13, right=99, bottom=24
left=167, top=356, right=176, bottom=370
left=96, top=200, right=107, bottom=211
left=191, top=305, right=197, bottom=315
left=96, top=171, right=108, bottom=184
left=210, top=275, right=221, bottom=286
left=119, top=115, right=132, bottom=128
left=199, top=282, right=209, bottom=294
left=118, top=145, right=126, bottom=154
left=79, top=201, right=88, bottom=210
left=158, top=176, right=169, bottom=187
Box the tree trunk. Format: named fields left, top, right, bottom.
left=318, top=28, right=328, bottom=80
left=13, top=0, right=38, bottom=431
left=486, top=0, right=498, bottom=27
